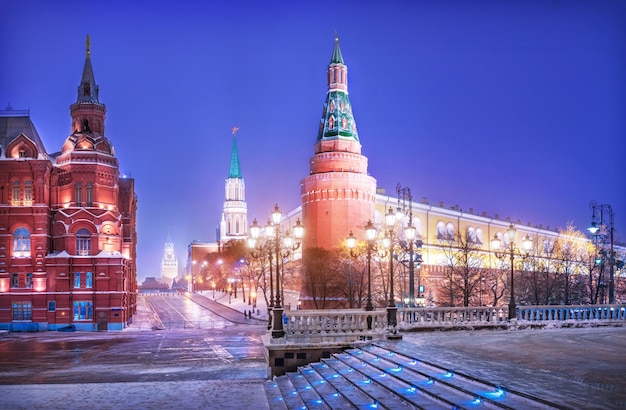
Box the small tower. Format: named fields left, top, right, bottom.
left=220, top=126, right=248, bottom=242
left=160, top=235, right=179, bottom=284
left=300, top=37, right=377, bottom=250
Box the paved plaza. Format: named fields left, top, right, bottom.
left=0, top=293, right=624, bottom=409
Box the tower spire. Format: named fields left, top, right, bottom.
left=228, top=126, right=242, bottom=179
left=221, top=126, right=248, bottom=241
left=317, top=36, right=358, bottom=143
left=70, top=35, right=106, bottom=135
left=77, top=34, right=99, bottom=104
left=331, top=34, right=344, bottom=64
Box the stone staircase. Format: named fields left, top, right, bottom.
left=264, top=343, right=562, bottom=409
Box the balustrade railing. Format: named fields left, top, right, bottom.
left=517, top=304, right=626, bottom=322
left=279, top=304, right=625, bottom=342
left=399, top=306, right=508, bottom=327
left=283, top=309, right=387, bottom=342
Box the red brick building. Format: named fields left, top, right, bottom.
left=0, top=37, right=138, bottom=331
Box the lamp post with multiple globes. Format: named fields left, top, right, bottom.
left=491, top=224, right=532, bottom=320
left=248, top=204, right=303, bottom=338
left=588, top=201, right=615, bottom=304
left=382, top=207, right=402, bottom=338
left=395, top=183, right=425, bottom=308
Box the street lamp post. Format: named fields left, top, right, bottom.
left=588, top=201, right=615, bottom=304
left=491, top=224, right=532, bottom=320
left=396, top=183, right=422, bottom=307
left=249, top=205, right=303, bottom=338
left=346, top=220, right=377, bottom=330
left=383, top=207, right=402, bottom=338
left=249, top=218, right=274, bottom=330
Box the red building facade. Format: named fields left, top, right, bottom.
left=0, top=37, right=138, bottom=331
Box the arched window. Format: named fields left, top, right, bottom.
left=86, top=183, right=93, bottom=206
left=12, top=181, right=20, bottom=206
left=467, top=227, right=476, bottom=243
left=75, top=183, right=82, bottom=205
left=13, top=227, right=31, bottom=257
left=76, top=228, right=91, bottom=256
left=446, top=223, right=455, bottom=241
left=24, top=180, right=33, bottom=205
left=475, top=228, right=484, bottom=245
left=436, top=221, right=446, bottom=240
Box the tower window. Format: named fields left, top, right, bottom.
left=74, top=272, right=81, bottom=288
left=24, top=180, right=33, bottom=205
left=83, top=82, right=91, bottom=96
left=12, top=180, right=20, bottom=206
left=13, top=227, right=31, bottom=258
left=75, top=183, right=82, bottom=205
left=76, top=228, right=91, bottom=256
left=86, top=183, right=93, bottom=206
left=86, top=272, right=93, bottom=288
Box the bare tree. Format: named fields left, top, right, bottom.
left=302, top=247, right=344, bottom=309
left=439, top=232, right=485, bottom=307
left=553, top=225, right=587, bottom=305
left=334, top=250, right=366, bottom=308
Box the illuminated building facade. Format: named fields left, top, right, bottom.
left=294, top=38, right=625, bottom=308
left=0, top=36, right=138, bottom=331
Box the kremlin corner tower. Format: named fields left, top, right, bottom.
left=300, top=37, right=377, bottom=250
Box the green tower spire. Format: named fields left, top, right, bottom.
left=317, top=36, right=359, bottom=142
left=228, top=126, right=242, bottom=179
left=330, top=35, right=344, bottom=64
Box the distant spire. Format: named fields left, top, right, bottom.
left=330, top=35, right=344, bottom=64
left=228, top=127, right=242, bottom=179
left=86, top=34, right=91, bottom=58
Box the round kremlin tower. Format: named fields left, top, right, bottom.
left=300, top=37, right=377, bottom=251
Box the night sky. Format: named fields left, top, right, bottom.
left=2, top=0, right=625, bottom=282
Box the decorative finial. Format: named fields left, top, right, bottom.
left=86, top=34, right=91, bottom=58
left=334, top=30, right=339, bottom=42
left=231, top=125, right=239, bottom=136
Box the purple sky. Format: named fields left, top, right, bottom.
left=2, top=0, right=625, bottom=282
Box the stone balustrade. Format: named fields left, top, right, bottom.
left=517, top=304, right=626, bottom=322
left=279, top=304, right=625, bottom=341
left=398, top=306, right=508, bottom=329
left=282, top=309, right=387, bottom=343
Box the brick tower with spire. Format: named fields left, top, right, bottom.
left=220, top=126, right=248, bottom=242
left=300, top=37, right=377, bottom=251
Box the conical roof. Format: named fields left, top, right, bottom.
left=317, top=38, right=358, bottom=142
left=228, top=134, right=242, bottom=179
left=76, top=35, right=100, bottom=104
left=330, top=36, right=344, bottom=64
